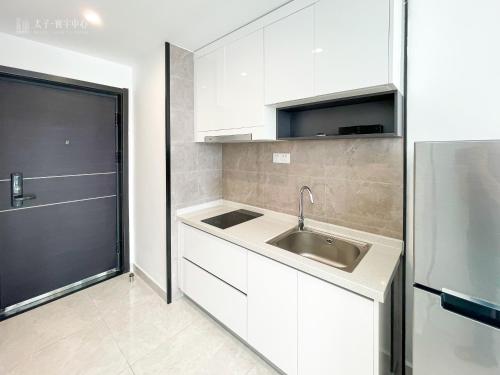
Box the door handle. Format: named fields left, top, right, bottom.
left=441, top=288, right=500, bottom=329
left=13, top=194, right=37, bottom=203
left=11, top=172, right=37, bottom=208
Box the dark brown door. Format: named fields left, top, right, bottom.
left=0, top=75, right=119, bottom=314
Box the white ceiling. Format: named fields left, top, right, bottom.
left=0, top=0, right=290, bottom=65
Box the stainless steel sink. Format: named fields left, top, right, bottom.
left=267, top=228, right=370, bottom=273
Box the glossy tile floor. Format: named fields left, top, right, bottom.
left=0, top=274, right=278, bottom=375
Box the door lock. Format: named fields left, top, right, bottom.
left=11, top=172, right=36, bottom=208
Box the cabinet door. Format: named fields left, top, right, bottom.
left=264, top=6, right=314, bottom=104
left=248, top=252, right=298, bottom=375
left=224, top=30, right=265, bottom=129
left=298, top=272, right=374, bottom=375
left=194, top=48, right=225, bottom=132
left=314, top=0, right=390, bottom=95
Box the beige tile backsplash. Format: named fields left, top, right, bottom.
left=223, top=139, right=403, bottom=239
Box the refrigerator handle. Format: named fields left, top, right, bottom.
left=441, top=288, right=500, bottom=329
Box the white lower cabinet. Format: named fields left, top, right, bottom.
left=180, top=224, right=385, bottom=375
left=247, top=252, right=298, bottom=375
left=298, top=272, right=374, bottom=375
left=182, top=258, right=247, bottom=340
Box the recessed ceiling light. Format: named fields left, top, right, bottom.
left=240, top=72, right=248, bottom=77
left=83, top=9, right=102, bottom=26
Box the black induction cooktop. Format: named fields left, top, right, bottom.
left=201, top=209, right=263, bottom=229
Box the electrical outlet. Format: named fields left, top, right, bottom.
left=273, top=152, right=290, bottom=164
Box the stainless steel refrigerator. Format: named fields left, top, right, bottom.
left=413, top=140, right=500, bottom=374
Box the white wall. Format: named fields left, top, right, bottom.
left=0, top=32, right=135, bottom=266
left=132, top=44, right=167, bottom=292
left=0, top=32, right=133, bottom=89
left=406, top=0, right=500, bottom=366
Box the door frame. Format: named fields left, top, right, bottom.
left=0, top=65, right=129, bottom=318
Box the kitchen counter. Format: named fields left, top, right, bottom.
left=177, top=200, right=403, bottom=303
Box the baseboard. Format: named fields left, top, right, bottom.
left=132, top=263, right=167, bottom=301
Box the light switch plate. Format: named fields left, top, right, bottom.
left=273, top=152, right=290, bottom=164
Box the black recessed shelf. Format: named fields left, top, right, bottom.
left=276, top=90, right=402, bottom=140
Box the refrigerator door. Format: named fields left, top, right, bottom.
left=414, top=287, right=500, bottom=375
left=414, top=140, right=500, bottom=303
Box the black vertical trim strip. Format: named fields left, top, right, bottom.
left=165, top=42, right=172, bottom=304
left=402, top=0, right=409, bottom=374
left=390, top=281, right=395, bottom=372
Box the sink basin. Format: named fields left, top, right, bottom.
left=267, top=228, right=370, bottom=273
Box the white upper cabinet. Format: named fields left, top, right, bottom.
left=194, top=30, right=276, bottom=141
left=194, top=0, right=404, bottom=141
left=264, top=6, right=315, bottom=104
left=314, top=0, right=390, bottom=95
left=225, top=30, right=266, bottom=129
left=194, top=48, right=225, bottom=132
left=314, top=0, right=390, bottom=96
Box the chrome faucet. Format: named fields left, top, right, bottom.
left=298, top=186, right=314, bottom=230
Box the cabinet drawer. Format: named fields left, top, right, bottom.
left=181, top=224, right=247, bottom=292
left=182, top=258, right=247, bottom=340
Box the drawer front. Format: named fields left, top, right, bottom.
left=182, top=258, right=247, bottom=340
left=182, top=224, right=247, bottom=292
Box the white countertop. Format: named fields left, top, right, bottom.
left=177, top=200, right=403, bottom=303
